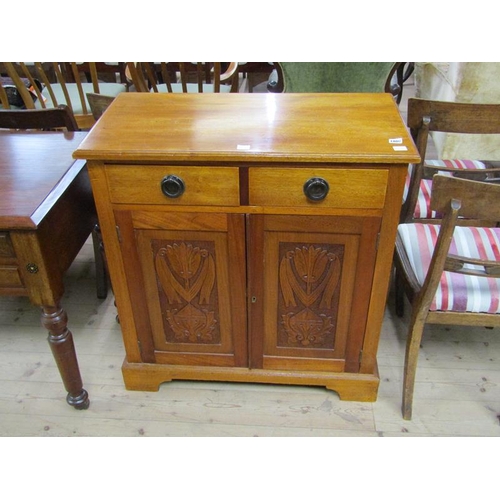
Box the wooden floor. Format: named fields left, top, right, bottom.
left=1, top=78, right=499, bottom=437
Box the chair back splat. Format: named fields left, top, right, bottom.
left=86, top=93, right=115, bottom=121
left=1, top=62, right=127, bottom=129
left=0, top=105, right=78, bottom=131
left=269, top=62, right=407, bottom=100
left=394, top=174, right=500, bottom=420
left=401, top=97, right=500, bottom=224
left=126, top=62, right=239, bottom=93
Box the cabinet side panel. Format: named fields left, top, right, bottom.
left=114, top=210, right=157, bottom=363
left=344, top=217, right=382, bottom=372
left=360, top=167, right=407, bottom=373
left=88, top=163, right=142, bottom=362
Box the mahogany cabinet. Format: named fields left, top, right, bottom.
left=74, top=92, right=419, bottom=401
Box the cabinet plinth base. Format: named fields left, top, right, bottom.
left=121, top=359, right=380, bottom=402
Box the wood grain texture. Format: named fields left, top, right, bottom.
left=0, top=132, right=88, bottom=229
left=360, top=167, right=408, bottom=374
left=249, top=167, right=388, bottom=208
left=74, top=93, right=419, bottom=164
left=121, top=360, right=380, bottom=401
left=106, top=165, right=240, bottom=206
left=77, top=92, right=418, bottom=403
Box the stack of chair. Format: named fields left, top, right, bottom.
left=0, top=62, right=127, bottom=129
left=394, top=97, right=500, bottom=420
left=126, top=62, right=240, bottom=93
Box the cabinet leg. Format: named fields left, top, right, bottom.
left=41, top=305, right=90, bottom=410
left=325, top=379, right=379, bottom=402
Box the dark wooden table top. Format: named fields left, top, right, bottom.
left=0, top=131, right=87, bottom=230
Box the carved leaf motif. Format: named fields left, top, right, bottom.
left=155, top=243, right=215, bottom=303
left=154, top=241, right=218, bottom=344
left=320, top=255, right=341, bottom=309
left=167, top=303, right=217, bottom=343
left=166, top=242, right=203, bottom=283
left=293, top=246, right=329, bottom=284
left=199, top=255, right=215, bottom=305
left=282, top=308, right=333, bottom=346
left=156, top=248, right=182, bottom=304
left=279, top=255, right=297, bottom=307
left=279, top=245, right=341, bottom=309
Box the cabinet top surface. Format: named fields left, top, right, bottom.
left=74, top=93, right=419, bottom=164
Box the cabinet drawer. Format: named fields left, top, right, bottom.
left=249, top=168, right=389, bottom=209
left=0, top=266, right=23, bottom=288
left=106, top=166, right=240, bottom=206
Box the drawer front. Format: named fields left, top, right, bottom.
left=0, top=266, right=23, bottom=289
left=249, top=167, right=389, bottom=209
left=106, top=166, right=240, bottom=206
left=0, top=233, right=15, bottom=258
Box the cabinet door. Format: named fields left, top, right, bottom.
left=116, top=210, right=247, bottom=368
left=248, top=214, right=381, bottom=373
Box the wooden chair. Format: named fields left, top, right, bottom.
left=74, top=62, right=128, bottom=86
left=394, top=174, right=500, bottom=420
left=127, top=62, right=239, bottom=93
left=268, top=62, right=405, bottom=99
left=401, top=98, right=500, bottom=224
left=2, top=62, right=127, bottom=129
left=86, top=93, right=115, bottom=121
left=0, top=77, right=10, bottom=108
left=0, top=105, right=78, bottom=131
left=237, top=62, right=275, bottom=92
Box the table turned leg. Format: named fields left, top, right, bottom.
left=41, top=305, right=90, bottom=410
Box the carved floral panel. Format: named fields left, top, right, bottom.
left=152, top=239, right=220, bottom=345
left=278, top=243, right=344, bottom=349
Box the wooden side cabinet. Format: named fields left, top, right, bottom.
left=74, top=93, right=419, bottom=402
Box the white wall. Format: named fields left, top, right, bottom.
left=415, top=62, right=500, bottom=160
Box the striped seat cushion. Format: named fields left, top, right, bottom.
left=426, top=159, right=487, bottom=171
left=403, top=160, right=487, bottom=219
left=397, top=223, right=500, bottom=313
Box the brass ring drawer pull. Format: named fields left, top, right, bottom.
left=303, top=177, right=329, bottom=201
left=161, top=175, right=185, bottom=198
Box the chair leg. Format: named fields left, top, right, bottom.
left=91, top=224, right=108, bottom=299
left=402, top=315, right=426, bottom=420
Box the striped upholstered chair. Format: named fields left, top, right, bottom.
left=394, top=175, right=500, bottom=420
left=400, top=98, right=500, bottom=224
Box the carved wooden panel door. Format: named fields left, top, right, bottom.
left=115, top=210, right=248, bottom=368
left=248, top=214, right=382, bottom=374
